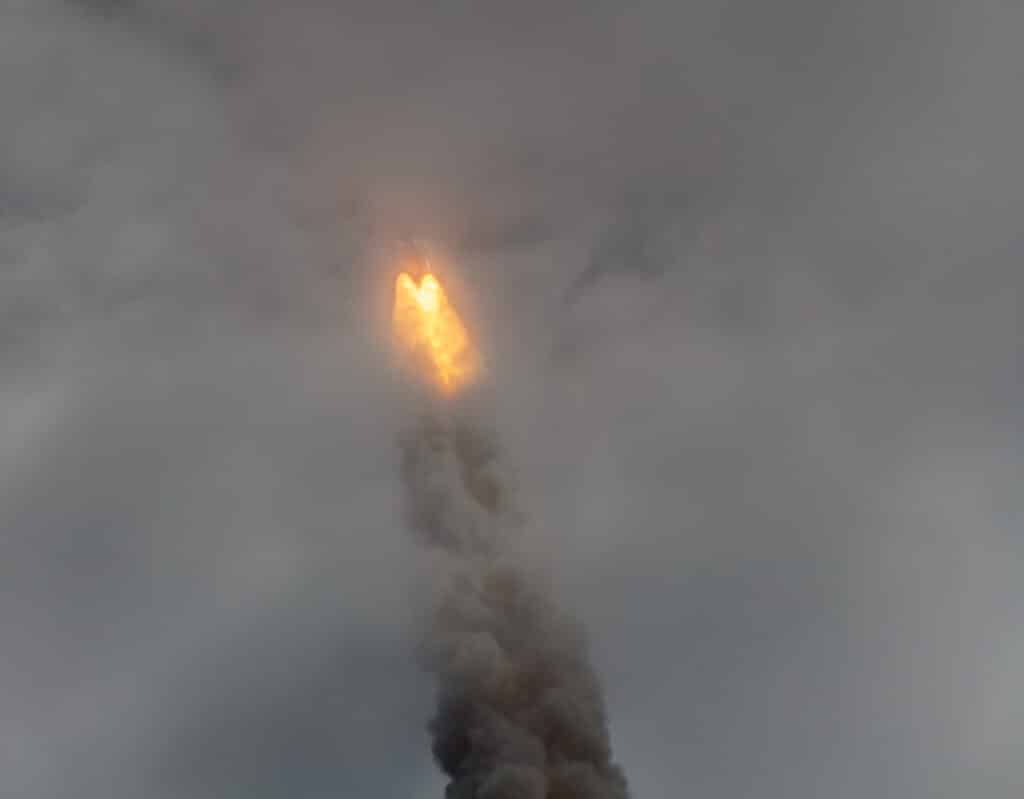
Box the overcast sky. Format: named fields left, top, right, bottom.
left=2, top=1, right=1022, bottom=797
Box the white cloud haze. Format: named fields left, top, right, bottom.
left=2, top=1, right=1022, bottom=797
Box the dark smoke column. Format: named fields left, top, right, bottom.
left=391, top=267, right=628, bottom=797
left=398, top=403, right=630, bottom=799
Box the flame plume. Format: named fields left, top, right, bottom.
left=393, top=271, right=479, bottom=393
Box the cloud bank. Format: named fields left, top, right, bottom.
left=2, top=2, right=1022, bottom=797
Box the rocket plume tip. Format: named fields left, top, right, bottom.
left=392, top=269, right=479, bottom=394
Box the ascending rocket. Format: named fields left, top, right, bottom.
left=392, top=262, right=479, bottom=394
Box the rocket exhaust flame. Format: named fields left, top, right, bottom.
left=393, top=270, right=479, bottom=394
left=392, top=268, right=630, bottom=799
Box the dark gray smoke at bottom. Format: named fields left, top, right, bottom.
left=399, top=404, right=629, bottom=799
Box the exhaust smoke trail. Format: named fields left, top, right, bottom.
left=393, top=270, right=629, bottom=798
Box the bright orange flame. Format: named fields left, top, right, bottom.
left=393, top=271, right=478, bottom=393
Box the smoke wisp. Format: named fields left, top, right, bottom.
left=400, top=408, right=629, bottom=799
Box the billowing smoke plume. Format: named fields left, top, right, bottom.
left=399, top=404, right=629, bottom=799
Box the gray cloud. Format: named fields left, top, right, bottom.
left=3, top=1, right=1022, bottom=797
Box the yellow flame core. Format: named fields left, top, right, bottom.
left=393, top=271, right=478, bottom=393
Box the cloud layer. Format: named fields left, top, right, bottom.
left=3, top=2, right=1022, bottom=797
